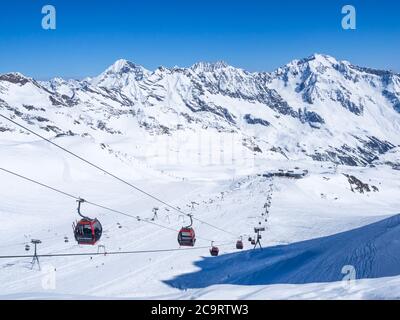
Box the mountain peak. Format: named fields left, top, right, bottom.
left=0, top=72, right=32, bottom=85
left=104, top=59, right=147, bottom=75
left=276, top=54, right=341, bottom=76
left=302, top=53, right=339, bottom=66
left=191, top=60, right=230, bottom=73
left=90, top=59, right=150, bottom=87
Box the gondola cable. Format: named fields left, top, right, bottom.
left=0, top=114, right=239, bottom=239
left=0, top=242, right=233, bottom=260
left=0, top=167, right=214, bottom=242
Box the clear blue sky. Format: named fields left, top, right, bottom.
left=0, top=0, right=399, bottom=79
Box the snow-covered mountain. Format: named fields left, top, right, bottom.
left=1, top=54, right=400, bottom=300
left=1, top=54, right=400, bottom=169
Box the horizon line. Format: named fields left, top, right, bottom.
left=2, top=53, right=399, bottom=81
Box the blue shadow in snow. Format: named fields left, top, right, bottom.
left=165, top=214, right=400, bottom=289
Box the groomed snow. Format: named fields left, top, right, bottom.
left=0, top=136, right=399, bottom=299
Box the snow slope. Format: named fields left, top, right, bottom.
left=0, top=148, right=399, bottom=299
left=0, top=54, right=400, bottom=299
left=166, top=214, right=400, bottom=288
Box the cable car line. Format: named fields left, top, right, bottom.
left=0, top=242, right=233, bottom=260
left=0, top=167, right=214, bottom=242
left=0, top=114, right=239, bottom=238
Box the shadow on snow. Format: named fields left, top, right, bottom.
left=165, top=214, right=400, bottom=289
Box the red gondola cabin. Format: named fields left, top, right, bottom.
left=236, top=240, right=244, bottom=250
left=178, top=227, right=196, bottom=246
left=210, top=246, right=219, bottom=256
left=73, top=218, right=102, bottom=245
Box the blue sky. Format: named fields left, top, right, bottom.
left=0, top=0, right=399, bottom=79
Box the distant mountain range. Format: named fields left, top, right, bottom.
left=1, top=53, right=399, bottom=168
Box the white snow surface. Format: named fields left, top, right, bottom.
left=0, top=54, right=400, bottom=299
